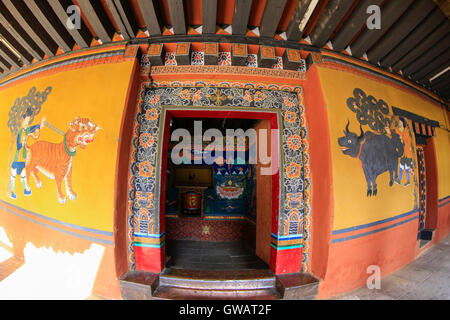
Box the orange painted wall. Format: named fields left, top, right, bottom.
left=314, top=62, right=450, bottom=298
left=321, top=218, right=419, bottom=298
left=303, top=64, right=334, bottom=280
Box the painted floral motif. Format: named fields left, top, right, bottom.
left=218, top=52, right=231, bottom=66
left=145, top=108, right=158, bottom=121
left=139, top=161, right=153, bottom=178
left=273, top=56, right=283, bottom=69
left=179, top=89, right=191, bottom=100
left=140, top=54, right=150, bottom=67
left=208, top=90, right=228, bottom=105
left=297, top=59, right=307, bottom=72
left=287, top=135, right=302, bottom=151
left=254, top=91, right=266, bottom=102
left=245, top=54, right=258, bottom=68
left=286, top=162, right=302, bottom=179
left=284, top=111, right=297, bottom=123
left=139, top=133, right=154, bottom=149
left=164, top=52, right=177, bottom=66
left=191, top=51, right=204, bottom=65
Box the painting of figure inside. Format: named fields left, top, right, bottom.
left=7, top=87, right=101, bottom=204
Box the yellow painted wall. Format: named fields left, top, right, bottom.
left=0, top=60, right=134, bottom=232
left=317, top=66, right=449, bottom=230
left=433, top=127, right=450, bottom=201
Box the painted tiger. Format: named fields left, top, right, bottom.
left=25, top=117, right=100, bottom=204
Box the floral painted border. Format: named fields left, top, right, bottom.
left=126, top=79, right=312, bottom=271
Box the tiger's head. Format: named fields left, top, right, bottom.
left=68, top=117, right=101, bottom=149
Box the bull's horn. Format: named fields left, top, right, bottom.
left=345, top=120, right=350, bottom=134
left=358, top=125, right=364, bottom=139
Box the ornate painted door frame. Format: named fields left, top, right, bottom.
left=126, top=82, right=311, bottom=275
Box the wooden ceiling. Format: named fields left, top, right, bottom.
left=0, top=0, right=449, bottom=103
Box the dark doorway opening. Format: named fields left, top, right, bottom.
left=415, top=135, right=438, bottom=248
left=160, top=111, right=278, bottom=271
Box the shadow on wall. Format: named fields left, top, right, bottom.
left=0, top=223, right=105, bottom=299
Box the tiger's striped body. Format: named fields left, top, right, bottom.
left=25, top=117, right=100, bottom=204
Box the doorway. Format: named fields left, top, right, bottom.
left=159, top=109, right=280, bottom=271
left=415, top=136, right=438, bottom=247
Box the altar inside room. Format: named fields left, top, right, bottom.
left=163, top=116, right=270, bottom=270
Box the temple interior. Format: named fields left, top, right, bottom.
left=163, top=117, right=268, bottom=270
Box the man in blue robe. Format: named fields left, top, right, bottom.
left=10, top=108, right=44, bottom=199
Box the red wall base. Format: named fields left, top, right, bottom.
left=270, top=247, right=302, bottom=274
left=134, top=244, right=165, bottom=273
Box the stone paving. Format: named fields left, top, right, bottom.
left=331, top=233, right=450, bottom=300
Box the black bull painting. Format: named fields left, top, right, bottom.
left=338, top=121, right=404, bottom=196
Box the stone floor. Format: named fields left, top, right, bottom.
left=331, top=233, right=450, bottom=300
left=165, top=240, right=269, bottom=270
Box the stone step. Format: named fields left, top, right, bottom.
left=159, top=268, right=276, bottom=290
left=152, top=285, right=282, bottom=300
left=119, top=269, right=320, bottom=300
left=275, top=272, right=320, bottom=300
left=119, top=270, right=159, bottom=300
